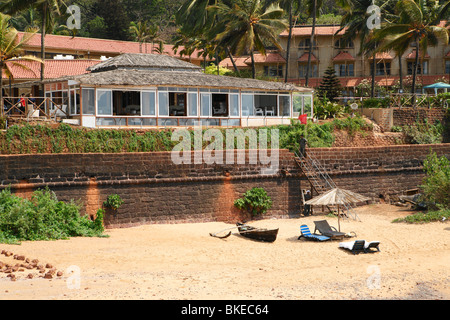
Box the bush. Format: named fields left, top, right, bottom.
left=103, top=194, right=124, bottom=210
left=420, top=151, right=450, bottom=209
left=402, top=121, right=444, bottom=144
left=362, top=97, right=390, bottom=109
left=392, top=209, right=450, bottom=223
left=234, top=187, right=273, bottom=216
left=0, top=187, right=106, bottom=243
left=332, top=115, right=373, bottom=136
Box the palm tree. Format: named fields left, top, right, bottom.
left=213, top=0, right=287, bottom=79
left=305, top=0, right=323, bottom=86
left=1, top=0, right=66, bottom=86
left=0, top=13, right=43, bottom=111
left=129, top=21, right=150, bottom=53
left=374, top=0, right=450, bottom=95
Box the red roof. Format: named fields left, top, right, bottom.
left=405, top=50, right=430, bottom=59
left=17, top=32, right=205, bottom=61
left=2, top=59, right=99, bottom=80
left=333, top=51, right=355, bottom=61
left=243, top=52, right=286, bottom=64
left=369, top=52, right=393, bottom=60
left=280, top=25, right=346, bottom=37
left=219, top=56, right=250, bottom=68
left=298, top=52, right=318, bottom=62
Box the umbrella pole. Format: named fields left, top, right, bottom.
left=338, top=205, right=341, bottom=232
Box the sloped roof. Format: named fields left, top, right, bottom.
left=87, top=53, right=202, bottom=73
left=17, top=32, right=206, bottom=61
left=1, top=59, right=98, bottom=80
left=43, top=68, right=312, bottom=92
left=298, top=52, right=318, bottom=62
left=219, top=57, right=250, bottom=68
left=405, top=50, right=430, bottom=59
left=244, top=52, right=286, bottom=64
left=333, top=51, right=355, bottom=61
left=280, top=25, right=346, bottom=37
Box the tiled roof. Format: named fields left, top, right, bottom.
left=243, top=52, right=286, bottom=64
left=17, top=32, right=205, bottom=61
left=369, top=52, right=393, bottom=60
left=405, top=49, right=430, bottom=59
left=280, top=25, right=346, bottom=37
left=298, top=52, right=318, bottom=62
left=2, top=59, right=98, bottom=80
left=219, top=56, right=250, bottom=68
left=333, top=51, right=355, bottom=61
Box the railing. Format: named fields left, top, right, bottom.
left=336, top=93, right=450, bottom=109
left=1, top=97, right=69, bottom=120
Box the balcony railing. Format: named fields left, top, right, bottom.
left=1, top=97, right=69, bottom=119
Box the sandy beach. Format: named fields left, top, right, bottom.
left=0, top=204, right=448, bottom=300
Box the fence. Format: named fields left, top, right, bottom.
left=335, top=93, right=449, bottom=109
left=1, top=97, right=69, bottom=120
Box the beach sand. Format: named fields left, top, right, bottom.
left=0, top=204, right=448, bottom=300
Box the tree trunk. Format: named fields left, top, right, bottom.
left=0, top=62, right=3, bottom=112
left=284, top=3, right=293, bottom=83
left=412, top=41, right=419, bottom=106
left=305, top=0, right=317, bottom=87
left=371, top=52, right=376, bottom=98
left=226, top=47, right=240, bottom=76
left=40, top=3, right=47, bottom=95
left=251, top=50, right=256, bottom=79
left=398, top=55, right=403, bottom=92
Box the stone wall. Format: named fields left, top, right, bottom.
left=0, top=150, right=302, bottom=228
left=392, top=107, right=447, bottom=127
left=1, top=144, right=449, bottom=228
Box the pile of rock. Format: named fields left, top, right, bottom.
left=1, top=249, right=63, bottom=281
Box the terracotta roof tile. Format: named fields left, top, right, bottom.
left=243, top=52, right=286, bottom=64
left=333, top=51, right=355, bottom=61
left=298, top=52, right=318, bottom=62
left=219, top=56, right=250, bottom=68
left=17, top=32, right=205, bottom=61
left=405, top=50, right=430, bottom=59
left=2, top=59, right=98, bottom=80
left=280, top=25, right=346, bottom=37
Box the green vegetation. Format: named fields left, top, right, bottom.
left=392, top=120, right=445, bottom=144
left=393, top=151, right=450, bottom=223
left=103, top=194, right=124, bottom=211
left=234, top=187, right=273, bottom=216
left=0, top=187, right=106, bottom=244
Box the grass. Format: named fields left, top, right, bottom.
left=392, top=209, right=450, bottom=224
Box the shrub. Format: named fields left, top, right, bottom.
left=103, top=194, right=124, bottom=210
left=392, top=209, right=450, bottom=223
left=0, top=187, right=106, bottom=243
left=420, top=151, right=450, bottom=209
left=234, top=187, right=273, bottom=216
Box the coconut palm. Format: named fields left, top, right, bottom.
left=0, top=0, right=66, bottom=85
left=129, top=21, right=150, bottom=53
left=0, top=13, right=43, bottom=111
left=305, top=0, right=324, bottom=86
left=213, top=0, right=287, bottom=79
left=374, top=0, right=450, bottom=95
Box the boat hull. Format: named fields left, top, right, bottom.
left=236, top=223, right=279, bottom=242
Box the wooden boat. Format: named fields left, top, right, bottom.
left=236, top=222, right=279, bottom=242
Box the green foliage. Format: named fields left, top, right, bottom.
left=332, top=115, right=373, bottom=136
left=234, top=187, right=272, bottom=216
left=420, top=151, right=450, bottom=209
left=314, top=96, right=345, bottom=119
left=362, top=97, right=390, bottom=109
left=103, top=194, right=124, bottom=210
left=392, top=209, right=450, bottom=224
left=0, top=187, right=105, bottom=244
left=0, top=116, right=6, bottom=129
left=401, top=120, right=444, bottom=144
left=204, top=63, right=232, bottom=76
left=317, top=66, right=342, bottom=102
left=278, top=121, right=334, bottom=151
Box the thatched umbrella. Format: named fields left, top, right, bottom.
left=305, top=188, right=370, bottom=231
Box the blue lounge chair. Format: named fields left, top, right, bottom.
left=298, top=225, right=330, bottom=241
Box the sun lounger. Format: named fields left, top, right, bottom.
left=298, top=225, right=330, bottom=241
left=339, top=240, right=381, bottom=254
left=314, top=220, right=346, bottom=240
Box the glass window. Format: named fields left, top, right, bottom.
left=97, top=90, right=112, bottom=115
left=303, top=96, right=312, bottom=118
left=299, top=64, right=317, bottom=77
left=142, top=91, right=156, bottom=116
left=241, top=94, right=254, bottom=116
left=293, top=94, right=303, bottom=116
left=201, top=93, right=211, bottom=116
left=158, top=91, right=169, bottom=116
left=81, top=88, right=95, bottom=115
left=229, top=94, right=239, bottom=117
left=446, top=60, right=450, bottom=74
left=188, top=93, right=198, bottom=116
left=279, top=95, right=291, bottom=117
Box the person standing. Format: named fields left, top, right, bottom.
left=299, top=134, right=308, bottom=158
